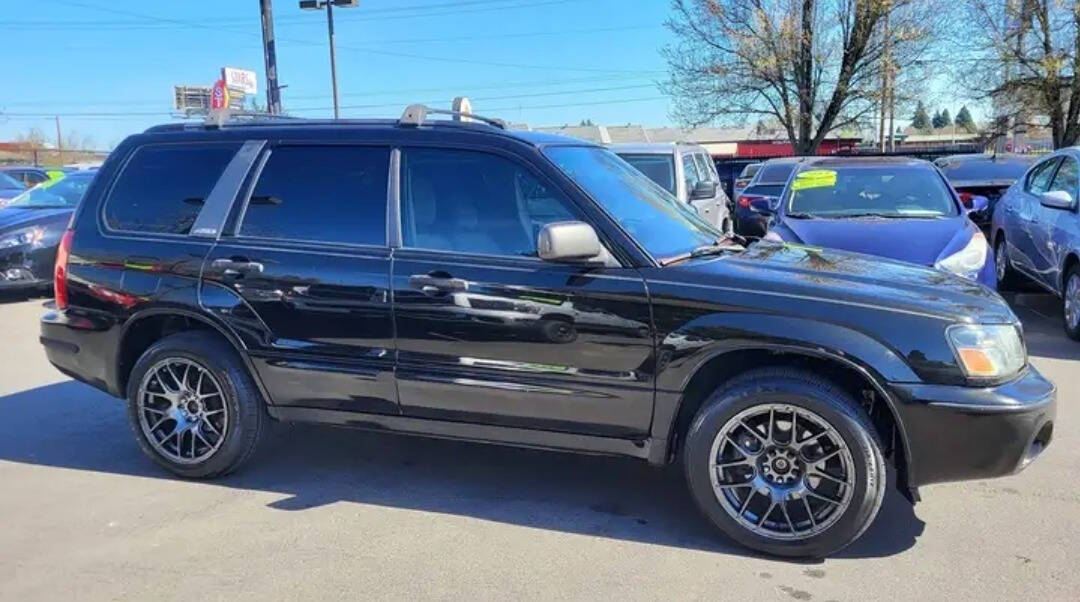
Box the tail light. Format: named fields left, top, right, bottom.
left=54, top=229, right=74, bottom=310
left=738, top=194, right=762, bottom=208
left=958, top=192, right=973, bottom=208
left=735, top=178, right=750, bottom=189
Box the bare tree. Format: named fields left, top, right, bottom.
left=662, top=0, right=941, bottom=154
left=958, top=0, right=1080, bottom=149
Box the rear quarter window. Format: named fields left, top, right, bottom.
left=104, top=142, right=240, bottom=235
left=757, top=163, right=796, bottom=183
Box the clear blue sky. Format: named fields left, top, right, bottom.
left=0, top=0, right=676, bottom=149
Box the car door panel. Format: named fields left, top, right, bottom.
left=1034, top=156, right=1079, bottom=290
left=203, top=144, right=398, bottom=415
left=1013, top=157, right=1060, bottom=275
left=391, top=145, right=655, bottom=436
left=393, top=251, right=654, bottom=436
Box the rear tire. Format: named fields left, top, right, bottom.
left=995, top=236, right=1020, bottom=291
left=1063, top=266, right=1080, bottom=341
left=683, top=368, right=886, bottom=558
left=126, top=331, right=267, bottom=478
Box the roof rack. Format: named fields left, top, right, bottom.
left=398, top=104, right=507, bottom=130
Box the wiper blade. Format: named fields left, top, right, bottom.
left=659, top=237, right=744, bottom=266
left=785, top=212, right=817, bottom=219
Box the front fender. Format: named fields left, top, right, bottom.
left=654, top=313, right=918, bottom=393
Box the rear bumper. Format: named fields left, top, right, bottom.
left=40, top=308, right=120, bottom=397
left=892, top=366, right=1056, bottom=487
left=0, top=243, right=55, bottom=289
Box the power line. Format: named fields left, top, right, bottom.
left=51, top=0, right=656, bottom=75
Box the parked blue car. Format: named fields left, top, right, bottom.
left=755, top=157, right=996, bottom=287
left=992, top=149, right=1080, bottom=339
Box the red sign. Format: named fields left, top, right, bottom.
left=210, top=79, right=229, bottom=110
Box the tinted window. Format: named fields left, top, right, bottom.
left=739, top=163, right=761, bottom=179
left=1026, top=158, right=1060, bottom=195
left=106, top=143, right=239, bottom=234
left=401, top=148, right=578, bottom=257
left=786, top=165, right=959, bottom=218
left=757, top=162, right=796, bottom=183
left=938, top=157, right=1033, bottom=181
left=742, top=183, right=784, bottom=197
left=1048, top=157, right=1078, bottom=196
left=239, top=145, right=389, bottom=245
left=617, top=154, right=675, bottom=194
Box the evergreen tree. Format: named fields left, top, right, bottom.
left=911, top=101, right=931, bottom=130
left=941, top=109, right=952, bottom=127
left=931, top=110, right=945, bottom=129
left=955, top=106, right=976, bottom=132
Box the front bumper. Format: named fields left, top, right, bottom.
left=0, top=243, right=53, bottom=289
left=891, top=366, right=1056, bottom=487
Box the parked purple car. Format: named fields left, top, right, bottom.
left=754, top=157, right=997, bottom=288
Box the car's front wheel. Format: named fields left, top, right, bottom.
left=683, top=368, right=886, bottom=558
left=126, top=331, right=267, bottom=478
left=995, top=236, right=1020, bottom=291
left=1063, top=265, right=1080, bottom=341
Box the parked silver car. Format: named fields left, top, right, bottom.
left=992, top=148, right=1080, bottom=339
left=611, top=142, right=733, bottom=234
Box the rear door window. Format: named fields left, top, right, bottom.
left=238, top=145, right=390, bottom=246
left=105, top=143, right=240, bottom=234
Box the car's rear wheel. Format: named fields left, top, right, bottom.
left=683, top=368, right=885, bottom=558
left=126, top=331, right=267, bottom=478
left=995, top=236, right=1020, bottom=291
left=1064, top=266, right=1080, bottom=341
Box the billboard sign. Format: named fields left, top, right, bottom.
left=222, top=67, right=257, bottom=95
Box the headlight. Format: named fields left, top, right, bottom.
left=0, top=226, right=45, bottom=249
left=935, top=231, right=988, bottom=280
left=947, top=324, right=1026, bottom=379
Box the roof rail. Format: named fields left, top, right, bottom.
left=398, top=104, right=506, bottom=130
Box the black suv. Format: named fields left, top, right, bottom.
left=41, top=107, right=1055, bottom=558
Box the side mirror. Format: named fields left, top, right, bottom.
left=748, top=197, right=775, bottom=215
left=689, top=180, right=717, bottom=201
left=538, top=221, right=602, bottom=262
left=1041, top=190, right=1075, bottom=210
left=966, top=194, right=989, bottom=213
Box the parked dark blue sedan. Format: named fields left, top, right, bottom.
left=757, top=157, right=996, bottom=287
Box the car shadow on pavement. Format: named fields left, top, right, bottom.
left=0, top=380, right=924, bottom=560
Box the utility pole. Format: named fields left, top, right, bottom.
left=888, top=67, right=896, bottom=153
left=878, top=3, right=891, bottom=153
left=259, top=0, right=282, bottom=115
left=55, top=116, right=63, bottom=165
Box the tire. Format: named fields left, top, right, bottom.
left=995, top=236, right=1020, bottom=291
left=683, top=368, right=886, bottom=558
left=126, top=331, right=267, bottom=478
left=1063, top=265, right=1080, bottom=341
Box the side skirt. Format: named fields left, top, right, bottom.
left=268, top=406, right=662, bottom=463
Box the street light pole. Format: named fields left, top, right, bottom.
left=300, top=0, right=357, bottom=119
left=327, top=1, right=339, bottom=119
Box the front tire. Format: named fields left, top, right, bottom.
left=683, top=368, right=886, bottom=558
left=126, top=331, right=267, bottom=478
left=995, top=236, right=1020, bottom=291
left=1063, top=266, right=1080, bottom=341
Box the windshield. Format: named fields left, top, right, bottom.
left=617, top=153, right=676, bottom=195
left=0, top=173, right=23, bottom=189
left=544, top=146, right=720, bottom=260
left=7, top=175, right=91, bottom=208
left=785, top=165, right=959, bottom=218
left=938, top=157, right=1033, bottom=182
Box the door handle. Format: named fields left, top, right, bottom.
left=408, top=274, right=468, bottom=293
left=211, top=258, right=264, bottom=277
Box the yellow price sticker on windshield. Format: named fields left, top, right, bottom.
left=790, top=169, right=837, bottom=191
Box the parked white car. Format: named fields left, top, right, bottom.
left=611, top=142, right=733, bottom=234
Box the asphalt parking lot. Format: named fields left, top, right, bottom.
left=0, top=291, right=1076, bottom=601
